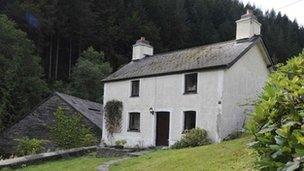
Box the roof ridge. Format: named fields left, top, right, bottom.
left=103, top=37, right=260, bottom=82
left=55, top=92, right=101, bottom=105
left=141, top=39, right=237, bottom=60
left=55, top=92, right=103, bottom=130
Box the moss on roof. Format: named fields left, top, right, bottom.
left=103, top=36, right=261, bottom=82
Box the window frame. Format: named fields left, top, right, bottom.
left=130, top=80, right=140, bottom=97
left=128, top=112, right=140, bottom=132
left=184, top=73, right=198, bottom=94
left=183, top=111, right=196, bottom=131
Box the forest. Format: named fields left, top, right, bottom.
left=0, top=0, right=303, bottom=132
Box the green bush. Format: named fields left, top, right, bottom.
left=115, top=140, right=127, bottom=147
left=81, top=134, right=98, bottom=147
left=223, top=131, right=244, bottom=141
left=16, top=137, right=43, bottom=156
left=171, top=128, right=210, bottom=149
left=50, top=107, right=97, bottom=149
left=246, top=52, right=304, bottom=170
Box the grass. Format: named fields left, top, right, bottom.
left=2, top=153, right=112, bottom=171
left=110, top=136, right=257, bottom=171
left=1, top=137, right=256, bottom=171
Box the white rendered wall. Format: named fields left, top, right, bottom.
left=102, top=70, right=223, bottom=147
left=219, top=45, right=270, bottom=140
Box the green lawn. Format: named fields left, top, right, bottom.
left=2, top=153, right=111, bottom=171
left=111, top=136, right=256, bottom=171
left=1, top=137, right=256, bottom=171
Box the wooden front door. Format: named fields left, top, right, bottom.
left=156, top=112, right=170, bottom=146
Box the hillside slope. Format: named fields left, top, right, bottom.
left=111, top=136, right=256, bottom=171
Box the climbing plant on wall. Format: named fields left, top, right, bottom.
left=104, top=100, right=123, bottom=137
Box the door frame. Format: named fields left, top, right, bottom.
left=155, top=111, right=170, bottom=146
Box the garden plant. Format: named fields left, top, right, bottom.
left=247, top=52, right=304, bottom=170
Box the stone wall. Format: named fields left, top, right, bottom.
left=0, top=146, right=97, bottom=169
left=0, top=95, right=102, bottom=156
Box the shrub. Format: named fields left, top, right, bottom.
left=49, top=107, right=96, bottom=149
left=246, top=52, right=304, bottom=170
left=81, top=134, right=98, bottom=146
left=223, top=130, right=244, bottom=141
left=104, top=100, right=123, bottom=136
left=16, top=137, right=43, bottom=156
left=171, top=128, right=210, bottom=149
left=115, top=140, right=127, bottom=147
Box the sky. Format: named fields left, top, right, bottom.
left=239, top=0, right=304, bottom=26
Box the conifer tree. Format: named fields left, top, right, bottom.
left=0, top=14, right=48, bottom=131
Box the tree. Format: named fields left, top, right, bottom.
left=93, top=0, right=161, bottom=70
left=0, top=14, right=48, bottom=132
left=53, top=0, right=95, bottom=80
left=2, top=0, right=304, bottom=81
left=69, top=47, right=112, bottom=102
left=246, top=51, right=304, bottom=170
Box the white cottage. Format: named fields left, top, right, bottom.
left=102, top=10, right=273, bottom=147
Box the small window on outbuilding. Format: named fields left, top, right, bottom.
left=88, top=108, right=100, bottom=112
left=128, top=112, right=140, bottom=132
left=131, top=80, right=140, bottom=97
left=184, top=111, right=196, bottom=131
left=184, top=73, right=197, bottom=94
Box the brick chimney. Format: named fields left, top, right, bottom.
left=236, top=10, right=261, bottom=40
left=132, top=37, right=153, bottom=60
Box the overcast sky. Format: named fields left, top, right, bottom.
left=239, top=0, right=304, bottom=26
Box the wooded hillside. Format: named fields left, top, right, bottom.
left=0, top=0, right=303, bottom=132
left=1, top=0, right=304, bottom=81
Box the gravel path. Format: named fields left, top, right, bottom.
left=96, top=157, right=130, bottom=171
left=96, top=150, right=151, bottom=171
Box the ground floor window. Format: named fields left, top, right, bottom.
left=128, top=112, right=140, bottom=131
left=184, top=111, right=196, bottom=130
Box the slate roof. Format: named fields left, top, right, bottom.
left=103, top=36, right=269, bottom=82
left=55, top=92, right=103, bottom=129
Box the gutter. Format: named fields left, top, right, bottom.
left=102, top=64, right=228, bottom=83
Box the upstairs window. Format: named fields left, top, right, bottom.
left=184, top=111, right=196, bottom=131
left=185, top=73, right=197, bottom=94
left=128, top=112, right=140, bottom=131
left=131, top=80, right=140, bottom=97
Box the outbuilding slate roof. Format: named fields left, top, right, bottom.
left=103, top=36, right=267, bottom=82
left=55, top=92, right=103, bottom=129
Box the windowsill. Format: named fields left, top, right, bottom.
left=183, top=91, right=197, bottom=95
left=130, top=95, right=139, bottom=98
left=127, top=129, right=140, bottom=133
left=182, top=129, right=194, bottom=134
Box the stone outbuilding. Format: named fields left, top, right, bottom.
left=0, top=92, right=103, bottom=155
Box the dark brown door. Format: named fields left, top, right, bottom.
left=156, top=112, right=170, bottom=146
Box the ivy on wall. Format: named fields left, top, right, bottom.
left=104, top=100, right=123, bottom=137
